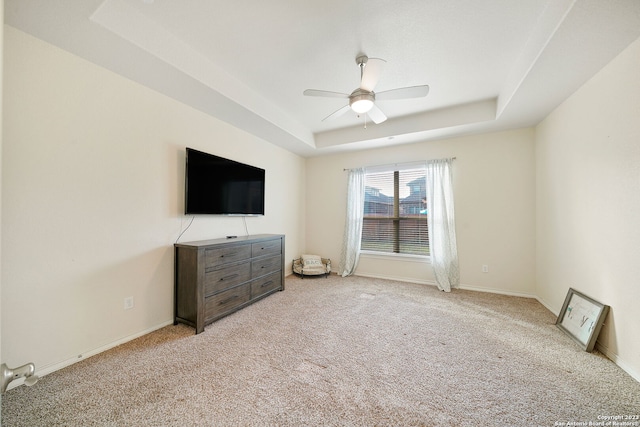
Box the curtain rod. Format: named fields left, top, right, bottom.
left=343, top=157, right=456, bottom=171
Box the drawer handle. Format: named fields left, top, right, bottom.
left=219, top=273, right=239, bottom=282
left=220, top=252, right=238, bottom=259
left=219, top=295, right=239, bottom=305
left=260, top=280, right=273, bottom=288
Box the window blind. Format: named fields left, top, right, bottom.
left=361, top=167, right=429, bottom=256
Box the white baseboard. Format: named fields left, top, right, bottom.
left=7, top=320, right=174, bottom=392
left=353, top=272, right=435, bottom=286
left=458, top=283, right=537, bottom=299
left=11, top=279, right=639, bottom=391
left=535, top=296, right=639, bottom=383
left=353, top=273, right=639, bottom=384
left=353, top=273, right=537, bottom=299
left=535, top=295, right=558, bottom=315
left=595, top=342, right=640, bottom=383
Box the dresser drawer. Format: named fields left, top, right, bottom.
left=251, top=271, right=282, bottom=299
left=204, top=263, right=251, bottom=296
left=205, top=244, right=251, bottom=268
left=205, top=284, right=250, bottom=320
left=251, top=254, right=281, bottom=278
left=175, top=234, right=284, bottom=334
left=251, top=239, right=281, bottom=258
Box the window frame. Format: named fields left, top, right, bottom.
left=360, top=164, right=430, bottom=259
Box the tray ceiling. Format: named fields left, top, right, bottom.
left=6, top=0, right=640, bottom=156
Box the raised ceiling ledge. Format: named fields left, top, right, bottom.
left=90, top=0, right=317, bottom=153
left=314, top=99, right=497, bottom=149
left=8, top=0, right=639, bottom=157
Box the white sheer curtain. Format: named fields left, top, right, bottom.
left=425, top=158, right=459, bottom=292
left=339, top=168, right=366, bottom=277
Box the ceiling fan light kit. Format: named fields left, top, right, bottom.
left=304, top=55, right=430, bottom=126
left=349, top=89, right=374, bottom=113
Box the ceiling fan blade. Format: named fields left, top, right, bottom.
left=375, top=85, right=430, bottom=101
left=367, top=103, right=387, bottom=124
left=322, top=105, right=351, bottom=121
left=360, top=58, right=386, bottom=92
left=303, top=89, right=349, bottom=98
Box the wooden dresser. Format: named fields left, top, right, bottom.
left=174, top=234, right=284, bottom=334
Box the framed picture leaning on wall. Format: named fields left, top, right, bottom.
left=556, top=288, right=610, bottom=352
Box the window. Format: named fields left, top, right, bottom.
left=361, top=167, right=429, bottom=256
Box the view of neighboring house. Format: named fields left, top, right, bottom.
left=362, top=174, right=429, bottom=256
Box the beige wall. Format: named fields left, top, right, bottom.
left=3, top=19, right=639, bottom=386
left=1, top=26, right=305, bottom=376
left=306, top=128, right=536, bottom=296
left=535, top=36, right=640, bottom=380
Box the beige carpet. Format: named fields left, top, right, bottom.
left=3, top=274, right=640, bottom=426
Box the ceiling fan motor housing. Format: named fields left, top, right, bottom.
left=349, top=88, right=375, bottom=113
left=303, top=54, right=427, bottom=124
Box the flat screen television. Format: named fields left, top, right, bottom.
left=185, top=148, right=265, bottom=215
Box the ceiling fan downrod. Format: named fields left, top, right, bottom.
left=356, top=55, right=369, bottom=80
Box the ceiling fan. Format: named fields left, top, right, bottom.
left=303, top=55, right=430, bottom=125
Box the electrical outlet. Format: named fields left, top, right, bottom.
left=482, top=265, right=489, bottom=273
left=124, top=296, right=134, bottom=310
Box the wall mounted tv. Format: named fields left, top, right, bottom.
left=185, top=148, right=265, bottom=216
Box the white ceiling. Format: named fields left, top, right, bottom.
left=5, top=0, right=640, bottom=157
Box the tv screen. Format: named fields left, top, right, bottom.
left=185, top=148, right=265, bottom=215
